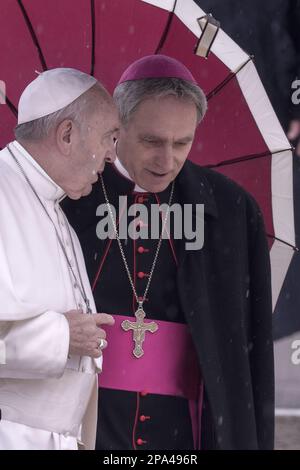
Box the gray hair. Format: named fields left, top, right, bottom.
left=113, top=78, right=207, bottom=125
left=14, top=83, right=109, bottom=141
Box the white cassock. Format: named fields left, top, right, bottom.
left=0, top=141, right=102, bottom=450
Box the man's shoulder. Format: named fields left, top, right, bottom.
left=184, top=159, right=245, bottom=193
left=183, top=161, right=266, bottom=243
left=184, top=159, right=260, bottom=212
left=0, top=147, right=23, bottom=193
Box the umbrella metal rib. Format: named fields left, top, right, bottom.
left=267, top=234, right=298, bottom=252
left=206, top=57, right=253, bottom=101
left=90, top=0, right=96, bottom=76
left=205, top=148, right=293, bottom=169
left=3, top=0, right=49, bottom=119
left=17, top=0, right=48, bottom=71
left=155, top=0, right=178, bottom=54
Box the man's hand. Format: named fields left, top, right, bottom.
left=64, top=310, right=115, bottom=358
left=287, top=119, right=300, bottom=156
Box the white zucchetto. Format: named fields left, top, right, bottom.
left=18, top=68, right=97, bottom=125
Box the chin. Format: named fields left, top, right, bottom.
left=146, top=181, right=171, bottom=193
left=82, top=185, right=93, bottom=197
left=67, top=185, right=92, bottom=199
left=67, top=192, right=82, bottom=200
left=140, top=171, right=174, bottom=193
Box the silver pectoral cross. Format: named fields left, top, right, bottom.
left=121, top=307, right=158, bottom=358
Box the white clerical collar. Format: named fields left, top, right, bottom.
left=10, top=141, right=65, bottom=201
left=114, top=157, right=148, bottom=193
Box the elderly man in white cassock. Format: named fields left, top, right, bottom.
left=0, top=68, right=119, bottom=450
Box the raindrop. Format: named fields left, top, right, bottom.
left=128, top=25, right=135, bottom=35
left=37, top=24, right=44, bottom=35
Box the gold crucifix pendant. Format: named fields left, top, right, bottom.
left=121, top=307, right=158, bottom=358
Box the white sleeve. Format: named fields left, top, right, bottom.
left=0, top=311, right=70, bottom=379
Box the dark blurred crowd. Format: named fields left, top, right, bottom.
left=196, top=0, right=300, bottom=138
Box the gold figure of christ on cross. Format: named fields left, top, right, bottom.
left=121, top=307, right=158, bottom=358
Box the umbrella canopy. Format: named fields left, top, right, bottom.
left=0, top=0, right=295, bottom=308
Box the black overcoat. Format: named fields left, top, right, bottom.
left=174, top=161, right=274, bottom=449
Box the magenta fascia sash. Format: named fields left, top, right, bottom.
left=99, top=315, right=201, bottom=400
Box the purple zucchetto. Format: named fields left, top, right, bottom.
left=117, top=54, right=198, bottom=85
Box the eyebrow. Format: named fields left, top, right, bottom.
left=104, top=127, right=120, bottom=137
left=140, top=134, right=194, bottom=143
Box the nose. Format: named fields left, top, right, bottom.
left=155, top=145, right=174, bottom=172
left=105, top=148, right=116, bottom=164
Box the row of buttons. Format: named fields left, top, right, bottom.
left=135, top=197, right=155, bottom=446
left=137, top=235, right=149, bottom=311
left=137, top=245, right=149, bottom=282
left=136, top=390, right=151, bottom=447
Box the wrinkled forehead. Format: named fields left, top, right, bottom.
left=125, top=95, right=198, bottom=132
left=86, top=105, right=119, bottom=137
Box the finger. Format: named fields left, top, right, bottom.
left=94, top=313, right=115, bottom=326
left=96, top=330, right=107, bottom=340
left=92, top=348, right=103, bottom=358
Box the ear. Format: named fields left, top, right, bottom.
left=56, top=119, right=76, bottom=155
